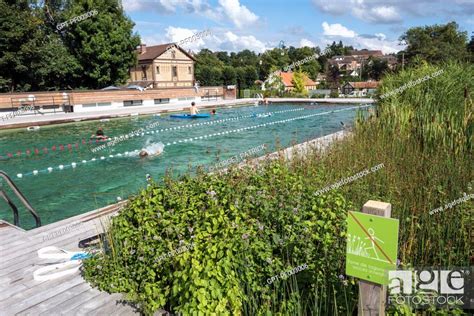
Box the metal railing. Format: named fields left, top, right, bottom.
left=0, top=171, right=41, bottom=228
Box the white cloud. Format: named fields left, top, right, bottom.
left=375, top=33, right=386, bottom=40
left=165, top=27, right=208, bottom=51
left=353, top=5, right=402, bottom=24
left=319, top=22, right=400, bottom=54
left=218, top=0, right=259, bottom=28
left=123, top=0, right=258, bottom=29
left=300, top=38, right=316, bottom=48
left=313, top=0, right=406, bottom=24
left=322, top=22, right=357, bottom=38
left=312, top=0, right=347, bottom=15
left=218, top=31, right=266, bottom=52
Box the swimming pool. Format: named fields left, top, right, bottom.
left=0, top=103, right=370, bottom=229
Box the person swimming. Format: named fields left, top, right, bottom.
left=211, top=109, right=216, bottom=115
left=138, top=142, right=165, bottom=158
left=91, top=127, right=108, bottom=140
left=190, top=102, right=199, bottom=115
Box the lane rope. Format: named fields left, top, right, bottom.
left=15, top=105, right=372, bottom=178
left=1, top=107, right=305, bottom=161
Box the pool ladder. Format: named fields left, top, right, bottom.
left=0, top=170, right=41, bottom=228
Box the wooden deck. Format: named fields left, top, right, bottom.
left=0, top=202, right=143, bottom=316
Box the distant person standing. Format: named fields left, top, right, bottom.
left=190, top=102, right=199, bottom=115
left=194, top=81, right=200, bottom=93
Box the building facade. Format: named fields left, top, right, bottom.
left=129, top=44, right=196, bottom=89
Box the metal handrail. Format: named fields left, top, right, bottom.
left=0, top=171, right=41, bottom=228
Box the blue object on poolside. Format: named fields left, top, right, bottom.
left=70, top=253, right=92, bottom=260
left=170, top=114, right=211, bottom=119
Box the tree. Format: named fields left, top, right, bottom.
left=195, top=66, right=222, bottom=86
left=363, top=57, right=389, bottom=80
left=400, top=21, right=469, bottom=64
left=59, top=0, right=140, bottom=89
left=326, top=65, right=340, bottom=90
left=292, top=70, right=307, bottom=96
left=468, top=33, right=474, bottom=63
left=215, top=51, right=230, bottom=64
left=221, top=66, right=236, bottom=85
left=287, top=46, right=320, bottom=80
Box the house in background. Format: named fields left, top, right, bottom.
left=329, top=49, right=398, bottom=75
left=341, top=81, right=379, bottom=96
left=277, top=71, right=317, bottom=92
left=129, top=43, right=196, bottom=89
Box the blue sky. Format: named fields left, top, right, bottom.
left=123, top=0, right=474, bottom=54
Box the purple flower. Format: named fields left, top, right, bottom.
left=188, top=226, right=194, bottom=233
left=242, top=233, right=249, bottom=240
left=259, top=225, right=264, bottom=231
left=338, top=274, right=346, bottom=280
left=293, top=207, right=298, bottom=214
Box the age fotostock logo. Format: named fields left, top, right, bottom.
left=388, top=268, right=473, bottom=309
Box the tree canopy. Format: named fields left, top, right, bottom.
left=400, top=22, right=469, bottom=64
left=0, top=0, right=139, bottom=92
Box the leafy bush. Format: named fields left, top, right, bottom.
left=329, top=90, right=339, bottom=98
left=84, top=161, right=357, bottom=315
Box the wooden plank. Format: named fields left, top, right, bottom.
left=38, top=288, right=103, bottom=315
left=0, top=227, right=98, bottom=275
left=66, top=292, right=123, bottom=315
left=0, top=274, right=84, bottom=314
left=358, top=200, right=391, bottom=316
left=15, top=282, right=91, bottom=315
left=0, top=203, right=120, bottom=258
left=88, top=296, right=136, bottom=316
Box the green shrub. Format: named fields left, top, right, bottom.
left=329, top=90, right=339, bottom=98
left=84, top=161, right=357, bottom=315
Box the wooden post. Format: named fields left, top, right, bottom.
left=358, top=200, right=391, bottom=316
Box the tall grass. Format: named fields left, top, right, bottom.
left=307, top=62, right=473, bottom=267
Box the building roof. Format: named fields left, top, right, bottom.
left=137, top=43, right=196, bottom=62
left=348, top=81, right=380, bottom=89
left=350, top=49, right=383, bottom=57
left=278, top=71, right=316, bottom=87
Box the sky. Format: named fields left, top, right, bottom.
left=122, top=0, right=474, bottom=54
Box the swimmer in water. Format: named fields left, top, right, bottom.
left=211, top=109, right=216, bottom=115
left=137, top=142, right=165, bottom=159
left=91, top=127, right=108, bottom=140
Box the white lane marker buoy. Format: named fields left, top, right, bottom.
left=48, top=167, right=53, bottom=172
left=59, top=165, right=64, bottom=170
left=91, top=158, right=96, bottom=161
left=100, top=156, right=105, bottom=160
left=71, top=163, right=77, bottom=168
left=82, top=160, right=87, bottom=163
left=17, top=173, right=22, bottom=178
left=33, top=170, right=38, bottom=175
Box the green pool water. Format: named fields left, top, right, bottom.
left=0, top=103, right=370, bottom=229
